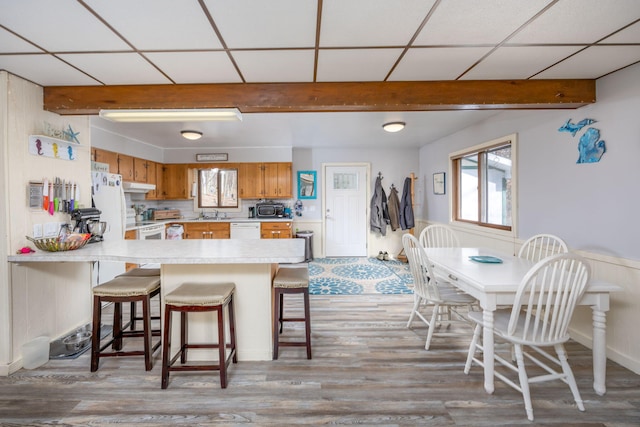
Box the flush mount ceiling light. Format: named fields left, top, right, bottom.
left=99, top=108, right=242, bottom=122
left=382, top=121, right=406, bottom=133
left=181, top=130, right=203, bottom=140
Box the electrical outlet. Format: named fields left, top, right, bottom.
left=33, top=224, right=43, bottom=238
left=43, top=222, right=58, bottom=237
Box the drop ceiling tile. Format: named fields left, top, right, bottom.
left=462, top=46, right=583, bottom=80
left=414, top=0, right=552, bottom=45
left=0, top=54, right=99, bottom=86
left=0, top=0, right=130, bottom=52
left=0, top=28, right=42, bottom=53
left=145, top=52, right=241, bottom=84
left=509, top=0, right=640, bottom=44
left=317, top=49, right=403, bottom=82
left=58, top=53, right=171, bottom=85
left=534, top=45, right=640, bottom=79
left=600, top=21, right=640, bottom=43
left=204, top=0, right=316, bottom=48
left=389, top=47, right=493, bottom=81
left=84, top=0, right=222, bottom=50
left=320, top=0, right=436, bottom=47
left=232, top=50, right=314, bottom=82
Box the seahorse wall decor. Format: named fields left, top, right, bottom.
left=558, top=118, right=606, bottom=164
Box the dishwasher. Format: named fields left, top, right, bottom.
left=230, top=222, right=261, bottom=239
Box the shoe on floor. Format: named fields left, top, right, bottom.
left=377, top=251, right=384, bottom=260
left=383, top=251, right=389, bottom=261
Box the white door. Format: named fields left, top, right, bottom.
left=323, top=164, right=368, bottom=256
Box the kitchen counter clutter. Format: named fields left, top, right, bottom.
left=9, top=239, right=305, bottom=361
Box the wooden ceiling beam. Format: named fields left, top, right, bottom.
left=44, top=80, right=595, bottom=115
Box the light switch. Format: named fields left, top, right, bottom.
left=33, top=224, right=43, bottom=238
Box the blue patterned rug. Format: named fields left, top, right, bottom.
left=309, top=257, right=414, bottom=295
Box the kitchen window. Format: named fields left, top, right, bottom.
left=198, top=168, right=238, bottom=208
left=450, top=134, right=516, bottom=231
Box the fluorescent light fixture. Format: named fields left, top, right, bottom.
left=382, top=121, right=406, bottom=133
left=99, top=108, right=242, bottom=122
left=181, top=130, right=203, bottom=140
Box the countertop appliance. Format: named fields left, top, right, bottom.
left=91, top=171, right=126, bottom=284
left=256, top=202, right=285, bottom=218
left=230, top=222, right=260, bottom=239
left=71, top=208, right=102, bottom=241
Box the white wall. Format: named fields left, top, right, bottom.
left=293, top=147, right=420, bottom=258
left=1, top=72, right=93, bottom=374
left=418, top=63, right=640, bottom=374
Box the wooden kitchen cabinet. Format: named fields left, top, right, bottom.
left=133, top=157, right=148, bottom=183
left=124, top=229, right=138, bottom=271
left=145, top=160, right=163, bottom=200
left=264, top=162, right=292, bottom=198
left=92, top=148, right=119, bottom=174
left=162, top=164, right=194, bottom=199
left=184, top=222, right=230, bottom=239
left=239, top=162, right=292, bottom=199
left=117, top=153, right=134, bottom=181
left=261, top=222, right=292, bottom=239
left=238, top=163, right=263, bottom=199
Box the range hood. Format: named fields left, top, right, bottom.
left=122, top=181, right=156, bottom=193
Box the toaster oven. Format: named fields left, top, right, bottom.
left=256, top=202, right=285, bottom=218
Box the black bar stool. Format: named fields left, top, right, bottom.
left=91, top=275, right=162, bottom=371
left=272, top=267, right=312, bottom=360
left=161, top=282, right=237, bottom=389
left=116, top=268, right=161, bottom=331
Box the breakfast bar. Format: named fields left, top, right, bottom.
left=8, top=239, right=305, bottom=361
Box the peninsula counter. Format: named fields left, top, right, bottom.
left=9, top=239, right=305, bottom=361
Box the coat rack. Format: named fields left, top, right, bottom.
left=396, top=172, right=416, bottom=263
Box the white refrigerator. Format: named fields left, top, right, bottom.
left=91, top=172, right=126, bottom=285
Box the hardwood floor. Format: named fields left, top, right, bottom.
left=1, top=294, right=639, bottom=426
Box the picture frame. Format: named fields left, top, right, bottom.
left=196, top=153, right=228, bottom=162
left=297, top=170, right=317, bottom=199
left=433, top=172, right=445, bottom=195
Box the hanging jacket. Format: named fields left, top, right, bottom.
left=400, top=177, right=415, bottom=230
left=370, top=176, right=388, bottom=236
left=388, top=186, right=401, bottom=231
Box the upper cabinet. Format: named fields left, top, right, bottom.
left=117, top=153, right=134, bottom=181
left=92, top=148, right=118, bottom=174
left=162, top=164, right=195, bottom=200
left=145, top=160, right=163, bottom=200
left=239, top=162, right=292, bottom=199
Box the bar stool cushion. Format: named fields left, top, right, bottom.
left=93, top=276, right=161, bottom=297
left=117, top=268, right=160, bottom=277
left=165, top=282, right=235, bottom=306
left=273, top=268, right=309, bottom=289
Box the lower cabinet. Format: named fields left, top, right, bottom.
left=261, top=222, right=292, bottom=239
left=124, top=229, right=138, bottom=271
left=184, top=222, right=230, bottom=239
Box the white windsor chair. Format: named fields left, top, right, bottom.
left=464, top=252, right=591, bottom=421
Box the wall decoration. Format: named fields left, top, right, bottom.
left=43, top=122, right=80, bottom=143
left=558, top=118, right=597, bottom=136
left=433, top=172, right=445, bottom=195
left=28, top=135, right=77, bottom=161
left=558, top=118, right=606, bottom=164
left=298, top=170, right=317, bottom=199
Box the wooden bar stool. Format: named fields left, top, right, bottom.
left=116, top=268, right=161, bottom=331
left=272, top=267, right=312, bottom=360
left=91, top=275, right=162, bottom=372
left=161, top=282, right=237, bottom=389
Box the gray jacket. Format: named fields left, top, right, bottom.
left=370, top=176, right=389, bottom=236
left=400, top=177, right=415, bottom=230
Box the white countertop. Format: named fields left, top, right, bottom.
left=8, top=239, right=305, bottom=264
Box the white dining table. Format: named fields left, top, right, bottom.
left=423, top=247, right=621, bottom=396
